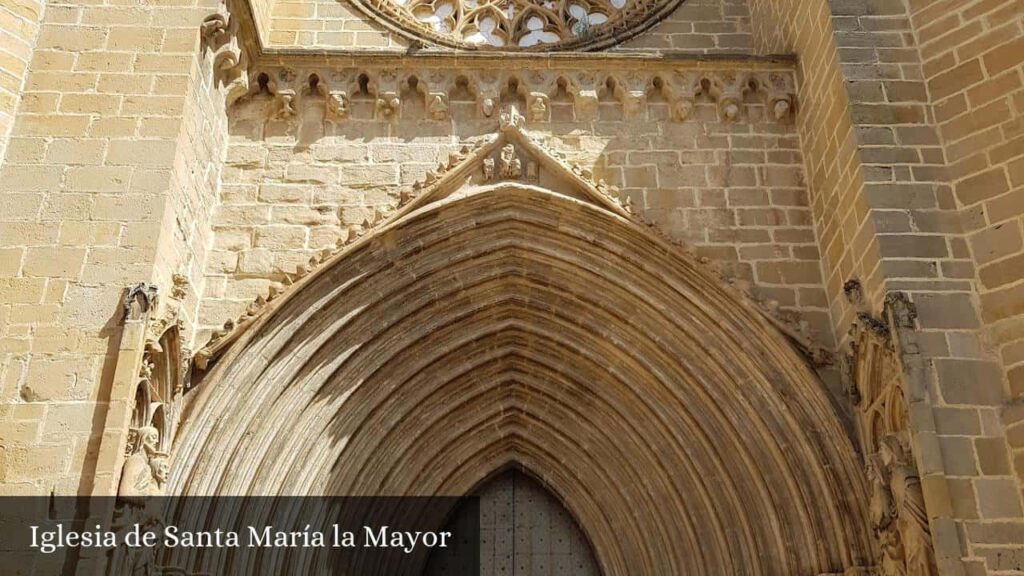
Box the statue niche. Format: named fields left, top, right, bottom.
left=108, top=283, right=192, bottom=576
left=846, top=287, right=938, bottom=576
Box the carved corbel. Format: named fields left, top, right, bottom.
left=273, top=88, right=297, bottom=120
left=376, top=92, right=400, bottom=119
left=764, top=72, right=796, bottom=121
left=610, top=73, right=647, bottom=119
left=473, top=72, right=502, bottom=118
left=705, top=73, right=743, bottom=122
left=310, top=77, right=349, bottom=121
left=566, top=72, right=599, bottom=120
left=326, top=90, right=349, bottom=121
left=374, top=70, right=401, bottom=120
left=201, top=0, right=248, bottom=105
left=662, top=71, right=698, bottom=122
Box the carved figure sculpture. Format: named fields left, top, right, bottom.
left=526, top=161, right=538, bottom=182
left=200, top=13, right=228, bottom=43
left=118, top=426, right=166, bottom=502
left=429, top=94, right=448, bottom=120
left=720, top=99, right=740, bottom=121
left=326, top=91, right=349, bottom=120
left=273, top=89, right=296, bottom=120
left=110, top=436, right=165, bottom=576
left=483, top=157, right=496, bottom=181
left=500, top=144, right=521, bottom=179
left=529, top=94, right=548, bottom=122
left=674, top=98, right=693, bottom=121
left=880, top=436, right=937, bottom=576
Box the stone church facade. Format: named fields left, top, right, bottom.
left=0, top=0, right=1023, bottom=574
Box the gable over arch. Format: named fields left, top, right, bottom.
left=169, top=181, right=873, bottom=575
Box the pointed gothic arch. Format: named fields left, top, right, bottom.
left=169, top=142, right=873, bottom=573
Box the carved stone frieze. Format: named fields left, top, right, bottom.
left=227, top=66, right=798, bottom=126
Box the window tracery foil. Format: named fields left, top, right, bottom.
left=351, top=0, right=685, bottom=50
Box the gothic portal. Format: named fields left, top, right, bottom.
left=1, top=0, right=1023, bottom=574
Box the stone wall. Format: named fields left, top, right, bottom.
left=0, top=0, right=227, bottom=496
left=0, top=0, right=43, bottom=164
left=749, top=0, right=1024, bottom=573
left=197, top=63, right=834, bottom=349
left=263, top=0, right=753, bottom=53
left=906, top=0, right=1024, bottom=509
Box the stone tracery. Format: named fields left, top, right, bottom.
left=349, top=0, right=685, bottom=50
left=845, top=287, right=940, bottom=576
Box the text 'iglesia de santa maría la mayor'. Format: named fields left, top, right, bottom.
left=0, top=0, right=1023, bottom=574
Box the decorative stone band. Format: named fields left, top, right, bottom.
left=223, top=63, right=797, bottom=124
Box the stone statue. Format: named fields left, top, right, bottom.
left=118, top=426, right=166, bottom=502
left=109, top=426, right=168, bottom=576
left=867, top=455, right=905, bottom=575
left=428, top=94, right=448, bottom=121
left=529, top=95, right=547, bottom=122
left=499, top=144, right=521, bottom=179
left=273, top=89, right=296, bottom=120
left=326, top=91, right=349, bottom=120
left=483, top=157, right=495, bottom=181
left=879, top=435, right=936, bottom=576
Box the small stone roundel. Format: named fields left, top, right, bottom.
left=349, top=0, right=687, bottom=51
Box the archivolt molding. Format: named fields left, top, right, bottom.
left=169, top=173, right=872, bottom=574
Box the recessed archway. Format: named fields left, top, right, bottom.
left=168, top=183, right=873, bottom=575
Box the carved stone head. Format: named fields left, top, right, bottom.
left=134, top=426, right=160, bottom=456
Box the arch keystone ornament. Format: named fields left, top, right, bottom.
left=171, top=104, right=876, bottom=575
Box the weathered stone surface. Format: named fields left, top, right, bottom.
left=0, top=0, right=1022, bottom=574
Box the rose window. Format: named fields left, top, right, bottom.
left=352, top=0, right=685, bottom=51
